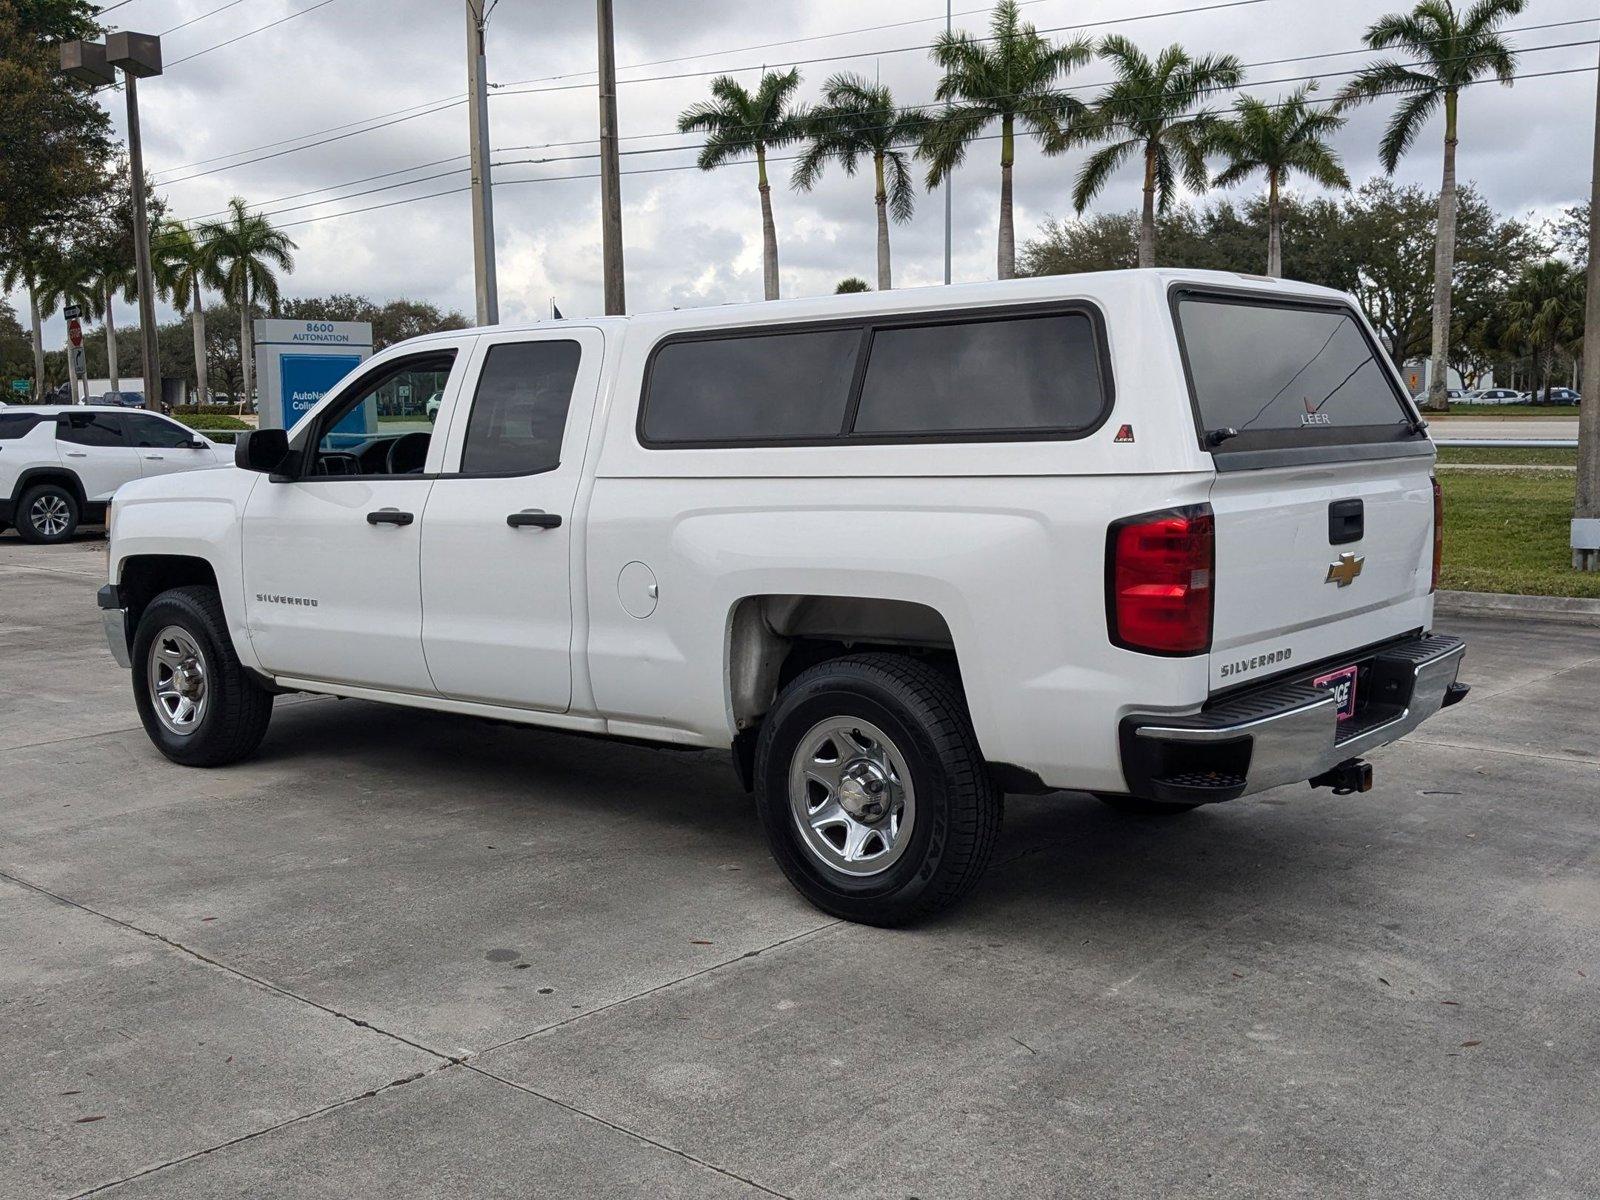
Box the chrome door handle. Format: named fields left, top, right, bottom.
left=144, top=454, right=164, bottom=461
left=66, top=451, right=87, bottom=458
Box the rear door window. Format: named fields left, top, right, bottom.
left=57, top=412, right=127, bottom=446
left=852, top=312, right=1106, bottom=437
left=459, top=340, right=582, bottom=475
left=1175, top=294, right=1419, bottom=451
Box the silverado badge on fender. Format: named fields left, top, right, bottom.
left=1325, top=552, right=1365, bottom=588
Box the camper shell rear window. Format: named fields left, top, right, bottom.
left=1171, top=287, right=1428, bottom=466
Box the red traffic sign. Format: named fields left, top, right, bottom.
left=68, top=318, right=83, bottom=348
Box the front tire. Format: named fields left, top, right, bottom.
left=16, top=483, right=79, bottom=544
left=132, top=586, right=274, bottom=767
left=754, top=654, right=1001, bottom=926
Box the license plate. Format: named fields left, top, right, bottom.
left=1313, top=665, right=1360, bottom=722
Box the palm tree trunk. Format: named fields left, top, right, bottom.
left=65, top=322, right=81, bottom=401
left=104, top=283, right=120, bottom=394
left=1424, top=90, right=1460, bottom=414
left=1139, top=144, right=1158, bottom=269
left=1267, top=170, right=1283, bottom=279
left=191, top=278, right=210, bottom=405
left=874, top=153, right=892, bottom=291
left=27, top=282, right=45, bottom=398
left=756, top=143, right=779, bottom=301
left=998, top=113, right=1016, bottom=280
left=239, top=280, right=253, bottom=416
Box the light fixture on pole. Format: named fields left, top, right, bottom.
left=61, top=32, right=164, bottom=412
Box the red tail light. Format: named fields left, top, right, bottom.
left=1431, top=475, right=1443, bottom=593
left=1107, top=505, right=1215, bottom=656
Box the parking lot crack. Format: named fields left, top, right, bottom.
left=0, top=867, right=462, bottom=1067
left=65, top=1063, right=456, bottom=1198
left=463, top=1062, right=796, bottom=1199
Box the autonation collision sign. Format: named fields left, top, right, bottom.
left=253, top=319, right=374, bottom=432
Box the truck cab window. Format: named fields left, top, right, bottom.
left=459, top=340, right=581, bottom=475
left=304, top=353, right=455, bottom=477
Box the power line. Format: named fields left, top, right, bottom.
left=165, top=0, right=347, bottom=68
left=247, top=63, right=1600, bottom=233
left=165, top=25, right=1600, bottom=215
left=160, top=0, right=249, bottom=38
left=150, top=0, right=1274, bottom=178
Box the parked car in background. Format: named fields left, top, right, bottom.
left=0, top=406, right=229, bottom=543
left=96, top=391, right=146, bottom=408
left=1520, top=387, right=1579, bottom=405
left=1469, top=388, right=1521, bottom=404
left=424, top=390, right=444, bottom=423
left=101, top=270, right=1467, bottom=925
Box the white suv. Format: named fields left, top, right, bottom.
left=0, top=406, right=229, bottom=543
left=100, top=271, right=1468, bottom=925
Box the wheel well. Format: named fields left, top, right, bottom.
left=13, top=468, right=85, bottom=507
left=727, top=595, right=961, bottom=733
left=118, top=555, right=220, bottom=631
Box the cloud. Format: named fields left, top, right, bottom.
left=17, top=0, right=1596, bottom=349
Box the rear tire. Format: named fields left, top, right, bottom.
left=1095, top=793, right=1202, bottom=817
left=16, top=483, right=79, bottom=544
left=754, top=653, right=1001, bottom=927
left=131, top=585, right=274, bottom=767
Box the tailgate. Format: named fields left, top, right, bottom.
left=1208, top=458, right=1435, bottom=692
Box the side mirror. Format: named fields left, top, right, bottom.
left=235, top=428, right=289, bottom=475
left=186, top=438, right=207, bottom=450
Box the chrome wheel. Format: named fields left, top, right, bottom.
left=30, top=493, right=71, bottom=538
left=787, top=717, right=915, bottom=878
left=147, top=626, right=209, bottom=735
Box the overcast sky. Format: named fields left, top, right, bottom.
left=17, top=0, right=1599, bottom=349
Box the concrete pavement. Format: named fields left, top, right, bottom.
left=1431, top=417, right=1579, bottom=441
left=2, top=534, right=1596, bottom=1198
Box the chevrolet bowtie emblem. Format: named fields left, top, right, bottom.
left=1325, top=552, right=1365, bottom=587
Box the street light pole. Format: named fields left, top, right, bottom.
left=1575, top=39, right=1600, bottom=571
left=596, top=0, right=626, bottom=315
left=465, top=0, right=500, bottom=326
left=122, top=74, right=160, bottom=412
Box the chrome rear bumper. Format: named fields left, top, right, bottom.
left=1120, top=634, right=1467, bottom=804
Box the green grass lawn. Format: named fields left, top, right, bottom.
left=1436, top=445, right=1577, bottom=467
left=1432, top=405, right=1578, bottom=418
left=1439, top=470, right=1600, bottom=598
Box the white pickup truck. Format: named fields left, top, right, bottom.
left=100, top=270, right=1468, bottom=925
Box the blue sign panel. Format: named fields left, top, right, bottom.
left=280, top=353, right=362, bottom=430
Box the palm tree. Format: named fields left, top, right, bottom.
left=1069, top=37, right=1244, bottom=269
left=794, top=75, right=928, bottom=291
left=37, top=250, right=99, bottom=402
left=678, top=69, right=807, bottom=301
left=1503, top=260, right=1584, bottom=404
left=1, top=248, right=54, bottom=398
left=153, top=221, right=214, bottom=405
left=1337, top=0, right=1526, bottom=413
left=922, top=0, right=1092, bottom=280
left=1207, top=85, right=1350, bottom=278
left=85, top=243, right=136, bottom=395
left=197, top=197, right=295, bottom=412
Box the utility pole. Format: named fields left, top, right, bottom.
left=465, top=0, right=500, bottom=326
left=943, top=0, right=953, bottom=285
left=1575, top=38, right=1600, bottom=571
left=596, top=0, right=626, bottom=314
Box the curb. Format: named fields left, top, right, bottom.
left=1436, top=590, right=1600, bottom=627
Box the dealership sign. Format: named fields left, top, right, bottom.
left=253, top=319, right=374, bottom=432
